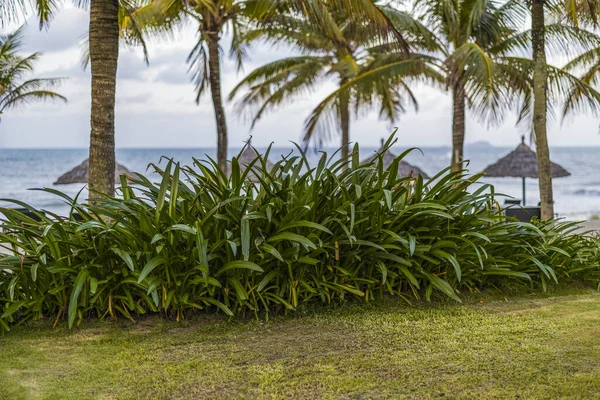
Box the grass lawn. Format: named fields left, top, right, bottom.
left=2, top=288, right=600, bottom=399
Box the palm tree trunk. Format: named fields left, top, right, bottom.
left=88, top=0, right=119, bottom=197
left=207, top=33, right=228, bottom=174
left=532, top=0, right=554, bottom=219
left=451, top=82, right=466, bottom=172
left=340, top=86, right=350, bottom=166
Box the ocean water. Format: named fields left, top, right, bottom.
left=0, top=145, right=597, bottom=220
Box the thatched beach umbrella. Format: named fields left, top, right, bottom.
left=482, top=136, right=570, bottom=205
left=362, top=139, right=429, bottom=179
left=236, top=139, right=274, bottom=182
left=54, top=159, right=135, bottom=185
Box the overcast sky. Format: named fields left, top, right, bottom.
left=1, top=6, right=599, bottom=149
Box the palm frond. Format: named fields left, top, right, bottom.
left=0, top=29, right=65, bottom=118
left=414, top=0, right=459, bottom=42
left=319, top=0, right=410, bottom=51
left=229, top=56, right=331, bottom=99
left=562, top=0, right=600, bottom=26
left=0, top=0, right=28, bottom=29
left=118, top=0, right=154, bottom=63
left=498, top=55, right=600, bottom=130
left=489, top=24, right=600, bottom=58
left=187, top=33, right=210, bottom=104
left=447, top=42, right=517, bottom=126
left=379, top=5, right=444, bottom=53
left=0, top=26, right=28, bottom=57
left=459, top=0, right=490, bottom=41
left=0, top=78, right=66, bottom=113
left=303, top=56, right=442, bottom=146
left=122, top=0, right=185, bottom=39
left=0, top=0, right=58, bottom=29
left=229, top=12, right=251, bottom=72
left=35, top=0, right=60, bottom=29
left=231, top=56, right=329, bottom=128
left=557, top=66, right=600, bottom=119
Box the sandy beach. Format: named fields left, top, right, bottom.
left=578, top=219, right=600, bottom=233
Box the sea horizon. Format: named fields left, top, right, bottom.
left=2, top=144, right=600, bottom=150
left=1, top=146, right=599, bottom=221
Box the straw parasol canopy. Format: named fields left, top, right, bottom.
left=362, top=139, right=429, bottom=179
left=236, top=139, right=275, bottom=182
left=482, top=136, right=570, bottom=205
left=54, top=159, right=135, bottom=185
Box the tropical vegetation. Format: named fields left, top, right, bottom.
left=129, top=0, right=277, bottom=173
left=129, top=0, right=408, bottom=172
left=0, top=27, right=65, bottom=122
left=409, top=0, right=528, bottom=171
left=4, top=1, right=600, bottom=217
left=229, top=1, right=439, bottom=161
left=226, top=0, right=600, bottom=213
left=529, top=0, right=600, bottom=219
left=4, top=0, right=600, bottom=343
left=0, top=0, right=154, bottom=198
left=406, top=0, right=600, bottom=178
left=1, top=138, right=600, bottom=334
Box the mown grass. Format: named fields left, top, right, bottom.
left=2, top=288, right=600, bottom=399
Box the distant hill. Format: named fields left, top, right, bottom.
left=466, top=141, right=495, bottom=149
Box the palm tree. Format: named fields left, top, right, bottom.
left=132, top=0, right=407, bottom=172
left=414, top=0, right=600, bottom=217
left=229, top=3, right=440, bottom=161
left=528, top=0, right=600, bottom=219
left=158, top=0, right=278, bottom=174
left=0, top=28, right=65, bottom=122
left=412, top=0, right=531, bottom=171
left=530, top=0, right=554, bottom=219
left=1, top=0, right=148, bottom=197
left=85, top=0, right=120, bottom=197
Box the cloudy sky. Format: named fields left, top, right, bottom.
left=1, top=5, right=600, bottom=149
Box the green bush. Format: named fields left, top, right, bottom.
left=1, top=137, right=599, bottom=333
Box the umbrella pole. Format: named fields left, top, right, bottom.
left=522, top=177, right=526, bottom=206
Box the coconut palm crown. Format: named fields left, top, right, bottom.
left=229, top=1, right=442, bottom=161
left=0, top=27, right=65, bottom=122
left=409, top=0, right=535, bottom=170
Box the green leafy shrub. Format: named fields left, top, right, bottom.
left=1, top=137, right=599, bottom=333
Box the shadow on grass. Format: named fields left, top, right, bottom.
left=1, top=285, right=599, bottom=399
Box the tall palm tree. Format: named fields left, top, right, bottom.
left=229, top=3, right=440, bottom=161
left=133, top=0, right=407, bottom=172
left=148, top=0, right=279, bottom=174
left=530, top=0, right=554, bottom=219
left=415, top=0, right=600, bottom=216
left=85, top=0, right=119, bottom=197
left=0, top=27, right=66, bottom=121
left=412, top=0, right=531, bottom=171
left=1, top=0, right=148, bottom=197
left=528, top=0, right=600, bottom=219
